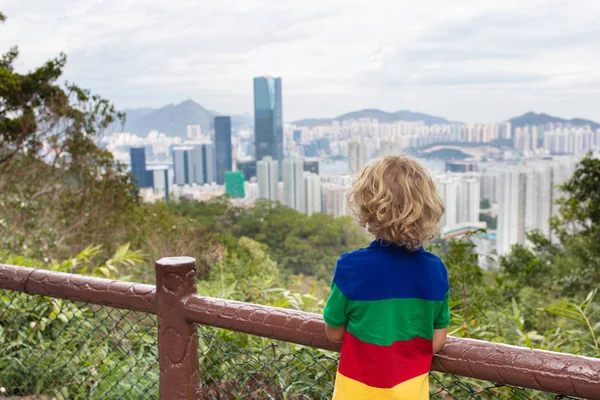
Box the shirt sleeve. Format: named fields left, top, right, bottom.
left=434, top=290, right=450, bottom=329
left=323, top=261, right=350, bottom=327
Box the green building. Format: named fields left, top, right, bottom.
left=225, top=171, right=245, bottom=199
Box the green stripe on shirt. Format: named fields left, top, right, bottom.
left=324, top=283, right=450, bottom=346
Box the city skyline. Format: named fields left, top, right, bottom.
left=2, top=1, right=600, bottom=123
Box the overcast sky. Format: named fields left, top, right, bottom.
left=2, top=0, right=600, bottom=123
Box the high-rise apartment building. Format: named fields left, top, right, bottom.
left=282, top=158, right=306, bottom=213
left=497, top=169, right=522, bottom=255
left=496, top=156, right=580, bottom=254
left=256, top=156, right=279, bottom=201
left=214, top=116, right=232, bottom=185
left=514, top=127, right=532, bottom=153
left=192, top=143, right=216, bottom=185
left=304, top=173, right=322, bottom=215
left=435, top=174, right=481, bottom=229
left=458, top=178, right=480, bottom=224
left=437, top=178, right=458, bottom=227
left=254, top=77, right=283, bottom=165
left=173, top=146, right=195, bottom=186
left=348, top=138, right=367, bottom=174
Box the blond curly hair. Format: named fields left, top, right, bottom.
left=348, top=155, right=444, bottom=250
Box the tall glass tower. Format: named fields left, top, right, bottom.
left=214, top=116, right=232, bottom=185
left=254, top=77, right=283, bottom=166
left=130, top=147, right=150, bottom=188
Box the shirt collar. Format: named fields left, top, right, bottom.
left=368, top=239, right=424, bottom=252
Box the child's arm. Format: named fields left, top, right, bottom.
left=433, top=327, right=447, bottom=353
left=325, top=325, right=346, bottom=343
left=323, top=262, right=350, bottom=344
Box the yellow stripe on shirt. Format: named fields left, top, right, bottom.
left=332, top=371, right=429, bottom=400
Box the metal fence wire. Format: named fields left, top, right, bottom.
left=0, top=289, right=584, bottom=400
left=195, top=326, right=583, bottom=400
left=0, top=289, right=159, bottom=400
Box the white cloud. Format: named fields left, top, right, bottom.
left=1, top=0, right=600, bottom=122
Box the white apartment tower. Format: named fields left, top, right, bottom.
left=437, top=178, right=458, bottom=227
left=348, top=138, right=367, bottom=175
left=458, top=178, right=480, bottom=224
left=173, top=146, right=195, bottom=186
left=282, top=158, right=306, bottom=213
left=304, top=173, right=322, bottom=215
left=257, top=156, right=279, bottom=202
left=192, top=143, right=216, bottom=185
left=497, top=169, right=522, bottom=255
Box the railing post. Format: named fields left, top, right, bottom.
left=156, top=257, right=201, bottom=399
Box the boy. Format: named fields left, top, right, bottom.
left=323, top=155, right=450, bottom=400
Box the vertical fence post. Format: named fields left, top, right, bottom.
left=156, top=257, right=201, bottom=399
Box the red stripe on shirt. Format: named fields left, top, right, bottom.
left=338, top=331, right=433, bottom=389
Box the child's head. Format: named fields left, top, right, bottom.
left=349, top=155, right=444, bottom=250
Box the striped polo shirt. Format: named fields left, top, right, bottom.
left=323, top=240, right=450, bottom=400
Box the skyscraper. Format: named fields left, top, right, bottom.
left=497, top=169, right=521, bottom=255
left=173, top=146, right=194, bottom=186
left=304, top=173, right=322, bottom=215
left=215, top=116, right=232, bottom=185
left=257, top=156, right=279, bottom=201
left=254, top=77, right=283, bottom=165
left=192, top=143, right=216, bottom=185
left=130, top=147, right=150, bottom=188
left=348, top=138, right=367, bottom=175
left=437, top=178, right=458, bottom=227
left=282, top=158, right=306, bottom=213
left=457, top=178, right=480, bottom=223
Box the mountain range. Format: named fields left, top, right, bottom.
left=508, top=112, right=600, bottom=130
left=294, top=109, right=459, bottom=127
left=123, top=99, right=252, bottom=137
left=122, top=100, right=600, bottom=136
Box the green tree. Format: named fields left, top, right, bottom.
left=0, top=13, right=136, bottom=260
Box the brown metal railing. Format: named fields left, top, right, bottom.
left=0, top=257, right=599, bottom=400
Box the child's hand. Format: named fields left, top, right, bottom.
left=325, top=325, right=346, bottom=343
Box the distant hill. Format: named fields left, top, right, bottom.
left=123, top=100, right=251, bottom=137
left=335, top=109, right=400, bottom=123
left=509, top=112, right=600, bottom=130
left=393, top=110, right=457, bottom=125
left=293, top=118, right=334, bottom=128
left=294, top=108, right=458, bottom=127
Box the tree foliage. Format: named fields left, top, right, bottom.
left=0, top=13, right=137, bottom=260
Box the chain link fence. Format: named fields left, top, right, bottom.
left=195, top=326, right=583, bottom=400
left=0, top=289, right=585, bottom=400
left=0, top=289, right=159, bottom=400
